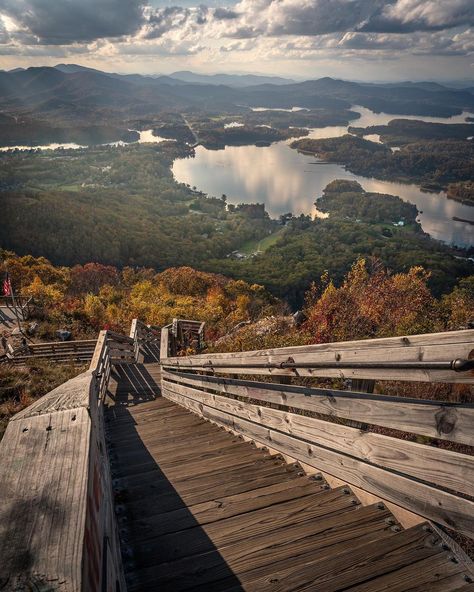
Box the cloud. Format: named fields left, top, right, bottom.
left=142, top=6, right=191, bottom=39
left=213, top=7, right=240, bottom=20
left=0, top=17, right=10, bottom=44
left=366, top=0, right=474, bottom=33
left=140, top=5, right=210, bottom=39
left=0, top=0, right=146, bottom=44
left=224, top=0, right=474, bottom=38
left=0, top=0, right=473, bottom=68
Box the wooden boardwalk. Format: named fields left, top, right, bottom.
left=105, top=364, right=473, bottom=592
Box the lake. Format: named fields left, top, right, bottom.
left=2, top=108, right=473, bottom=247
left=0, top=129, right=172, bottom=152
left=172, top=106, right=474, bottom=248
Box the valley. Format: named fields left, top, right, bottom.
left=0, top=65, right=473, bottom=307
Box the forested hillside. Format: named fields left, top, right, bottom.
left=208, top=181, right=473, bottom=304
left=0, top=144, right=276, bottom=267
left=1, top=145, right=472, bottom=306
left=291, top=134, right=474, bottom=191
left=2, top=251, right=472, bottom=431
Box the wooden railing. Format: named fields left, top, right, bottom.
left=0, top=327, right=136, bottom=590
left=0, top=294, right=34, bottom=320
left=160, top=318, right=205, bottom=358
left=130, top=318, right=161, bottom=361
left=161, top=325, right=474, bottom=539
left=6, top=338, right=97, bottom=364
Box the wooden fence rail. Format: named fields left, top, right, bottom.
left=161, top=318, right=205, bottom=357
left=161, top=323, right=474, bottom=539
left=0, top=295, right=34, bottom=321
left=130, top=318, right=161, bottom=361
left=7, top=338, right=97, bottom=365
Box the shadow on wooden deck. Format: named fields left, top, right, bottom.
left=105, top=401, right=245, bottom=591
left=107, top=364, right=161, bottom=407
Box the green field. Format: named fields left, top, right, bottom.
left=239, top=228, right=285, bottom=255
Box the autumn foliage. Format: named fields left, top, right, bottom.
left=303, top=259, right=439, bottom=342
left=1, top=250, right=472, bottom=346
left=0, top=251, right=280, bottom=339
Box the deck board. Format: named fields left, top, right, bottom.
left=106, top=366, right=469, bottom=592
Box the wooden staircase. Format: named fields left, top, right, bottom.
left=1, top=319, right=473, bottom=591
left=106, top=382, right=474, bottom=591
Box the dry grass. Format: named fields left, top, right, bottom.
left=0, top=360, right=86, bottom=439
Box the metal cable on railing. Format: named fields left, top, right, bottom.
left=163, top=358, right=474, bottom=372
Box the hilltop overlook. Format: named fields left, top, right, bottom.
left=1, top=1, right=474, bottom=585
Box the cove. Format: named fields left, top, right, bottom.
left=172, top=107, right=474, bottom=248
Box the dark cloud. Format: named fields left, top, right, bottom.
left=0, top=0, right=146, bottom=44
left=339, top=32, right=410, bottom=50
left=266, top=0, right=386, bottom=36
left=228, top=25, right=262, bottom=39
left=145, top=6, right=190, bottom=39
left=214, top=7, right=239, bottom=20
left=0, top=18, right=9, bottom=44
left=0, top=0, right=472, bottom=64
left=237, top=0, right=474, bottom=38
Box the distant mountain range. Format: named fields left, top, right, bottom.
left=12, top=64, right=295, bottom=87
left=168, top=71, right=295, bottom=87
left=4, top=64, right=473, bottom=90
left=0, top=65, right=473, bottom=125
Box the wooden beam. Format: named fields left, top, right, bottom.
left=162, top=370, right=474, bottom=445
left=162, top=329, right=474, bottom=382
left=162, top=378, right=474, bottom=495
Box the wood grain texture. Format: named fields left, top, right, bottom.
left=104, top=364, right=471, bottom=592
left=162, top=369, right=474, bottom=445
left=162, top=377, right=474, bottom=494
left=0, top=403, right=91, bottom=589
left=162, top=383, right=474, bottom=538
left=162, top=328, right=474, bottom=382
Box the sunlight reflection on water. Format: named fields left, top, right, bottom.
left=173, top=106, right=474, bottom=247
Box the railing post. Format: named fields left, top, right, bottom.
left=130, top=318, right=140, bottom=362
left=160, top=326, right=170, bottom=360
left=351, top=379, right=375, bottom=393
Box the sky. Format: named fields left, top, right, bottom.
left=0, top=0, right=473, bottom=81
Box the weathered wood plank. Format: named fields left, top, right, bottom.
left=133, top=505, right=394, bottom=590
left=162, top=384, right=474, bottom=538
left=130, top=477, right=323, bottom=539
left=162, top=329, right=474, bottom=382
left=343, top=552, right=468, bottom=591
left=162, top=369, right=474, bottom=445
left=160, top=326, right=170, bottom=359
left=89, top=329, right=108, bottom=371
left=112, top=444, right=274, bottom=482
left=0, top=405, right=91, bottom=588
left=218, top=523, right=446, bottom=592
left=166, top=329, right=474, bottom=357
left=123, top=463, right=302, bottom=517
left=132, top=487, right=357, bottom=564
left=118, top=456, right=297, bottom=506
left=162, top=378, right=474, bottom=495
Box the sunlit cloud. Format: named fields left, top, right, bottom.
left=0, top=0, right=472, bottom=79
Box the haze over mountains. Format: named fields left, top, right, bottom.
left=1, top=64, right=474, bottom=127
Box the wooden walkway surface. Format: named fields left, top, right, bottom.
left=105, top=364, right=474, bottom=592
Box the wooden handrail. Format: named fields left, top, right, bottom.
left=0, top=321, right=157, bottom=588
left=162, top=328, right=474, bottom=383
left=162, top=369, right=474, bottom=445
left=129, top=318, right=161, bottom=362
left=160, top=318, right=205, bottom=358
left=0, top=330, right=128, bottom=589
left=161, top=320, right=474, bottom=539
